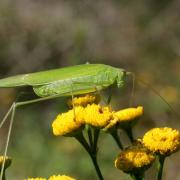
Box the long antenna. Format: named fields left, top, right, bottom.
left=127, top=72, right=180, bottom=119
left=128, top=72, right=135, bottom=107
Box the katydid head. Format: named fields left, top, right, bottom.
left=116, top=69, right=127, bottom=88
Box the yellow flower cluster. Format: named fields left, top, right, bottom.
left=52, top=104, right=112, bottom=136
left=142, top=127, right=180, bottom=155
left=115, top=146, right=155, bottom=173
left=25, top=175, right=76, bottom=180
left=67, top=94, right=100, bottom=107
left=52, top=94, right=143, bottom=136
left=0, top=156, right=11, bottom=169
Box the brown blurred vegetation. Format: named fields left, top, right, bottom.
left=0, top=0, right=179, bottom=179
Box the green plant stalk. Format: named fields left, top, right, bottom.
left=75, top=131, right=104, bottom=180
left=93, top=128, right=100, bottom=153
left=157, top=154, right=165, bottom=180
left=87, top=126, right=93, bottom=148
left=110, top=129, right=123, bottom=150
left=0, top=167, right=6, bottom=180
left=124, top=126, right=134, bottom=143
left=3, top=174, right=5, bottom=180
left=1, top=171, right=6, bottom=180
left=131, top=173, right=144, bottom=180
left=89, top=153, right=103, bottom=180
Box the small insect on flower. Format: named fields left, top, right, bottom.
left=48, top=174, right=76, bottom=180
left=115, top=145, right=155, bottom=174
left=142, top=127, right=180, bottom=156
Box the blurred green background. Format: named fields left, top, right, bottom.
left=0, top=0, right=179, bottom=179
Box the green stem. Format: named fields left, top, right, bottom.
left=87, top=126, right=93, bottom=148
left=3, top=172, right=6, bottom=180
left=75, top=132, right=104, bottom=180
left=89, top=153, right=104, bottom=180
left=75, top=132, right=90, bottom=153
left=157, top=155, right=165, bottom=180
left=124, top=126, right=134, bottom=143
left=93, top=128, right=100, bottom=153
left=130, top=173, right=144, bottom=180
left=0, top=171, right=6, bottom=180
left=110, top=129, right=123, bottom=150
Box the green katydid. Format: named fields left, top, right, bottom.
left=0, top=63, right=128, bottom=179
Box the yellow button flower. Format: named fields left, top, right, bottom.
left=83, top=104, right=113, bottom=127
left=68, top=94, right=100, bottom=107
left=49, top=175, right=76, bottom=180
left=104, top=106, right=143, bottom=130
left=142, top=127, right=180, bottom=155
left=114, top=106, right=143, bottom=122
left=0, top=156, right=11, bottom=170
left=52, top=106, right=84, bottom=136
left=115, top=146, right=155, bottom=173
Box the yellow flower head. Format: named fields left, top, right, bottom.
left=0, top=156, right=12, bottom=170
left=142, top=127, right=180, bottom=155
left=52, top=106, right=84, bottom=136
left=104, top=106, right=143, bottom=130
left=115, top=146, right=155, bottom=173
left=68, top=94, right=100, bottom=107
left=114, top=106, right=143, bottom=122
left=83, top=104, right=113, bottom=127
left=25, top=178, right=46, bottom=180
left=49, top=175, right=76, bottom=180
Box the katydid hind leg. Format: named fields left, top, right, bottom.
left=0, top=91, right=36, bottom=129
left=0, top=102, right=15, bottom=179
left=0, top=93, right=73, bottom=180
left=0, top=93, right=70, bottom=130
left=0, top=104, right=14, bottom=129
left=0, top=103, right=15, bottom=180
